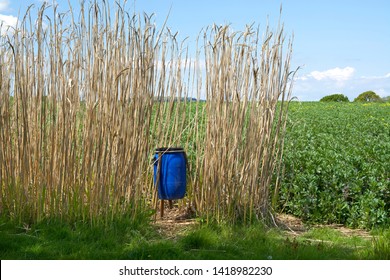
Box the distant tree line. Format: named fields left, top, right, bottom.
left=320, top=91, right=388, bottom=102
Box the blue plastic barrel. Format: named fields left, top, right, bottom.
left=153, top=147, right=187, bottom=200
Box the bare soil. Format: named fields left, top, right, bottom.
left=154, top=203, right=198, bottom=239
left=275, top=213, right=372, bottom=239
left=153, top=204, right=372, bottom=240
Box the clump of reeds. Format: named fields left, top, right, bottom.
left=0, top=1, right=172, bottom=224
left=189, top=23, right=295, bottom=224
left=0, top=1, right=295, bottom=225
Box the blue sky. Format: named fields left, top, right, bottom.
left=1, top=0, right=389, bottom=101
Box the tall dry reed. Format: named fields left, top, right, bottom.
left=189, top=23, right=295, bottom=223
left=0, top=1, right=295, bottom=225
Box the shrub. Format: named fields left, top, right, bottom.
left=320, top=94, right=349, bottom=102
left=382, top=96, right=390, bottom=102
left=354, top=91, right=381, bottom=102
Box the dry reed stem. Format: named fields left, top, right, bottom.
left=0, top=1, right=295, bottom=225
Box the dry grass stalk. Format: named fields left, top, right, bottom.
left=192, top=22, right=295, bottom=223
left=0, top=1, right=294, bottom=225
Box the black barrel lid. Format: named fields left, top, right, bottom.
left=155, top=147, right=184, bottom=153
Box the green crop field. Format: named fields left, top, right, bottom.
left=279, top=102, right=390, bottom=229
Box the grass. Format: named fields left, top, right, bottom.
left=1, top=217, right=388, bottom=260
left=0, top=214, right=156, bottom=259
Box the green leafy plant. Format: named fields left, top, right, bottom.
left=382, top=96, right=390, bottom=102
left=279, top=102, right=390, bottom=229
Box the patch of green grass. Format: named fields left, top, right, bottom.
left=367, top=229, right=390, bottom=259
left=0, top=217, right=388, bottom=260
left=0, top=213, right=157, bottom=259
left=295, top=227, right=370, bottom=259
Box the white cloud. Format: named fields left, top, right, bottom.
left=0, top=1, right=10, bottom=12
left=0, top=0, right=17, bottom=36
left=0, top=14, right=17, bottom=35
left=308, top=66, right=355, bottom=81
left=296, top=75, right=308, bottom=81
left=293, top=69, right=390, bottom=101
left=375, top=88, right=388, bottom=97
left=357, top=72, right=390, bottom=97
left=361, top=73, right=390, bottom=80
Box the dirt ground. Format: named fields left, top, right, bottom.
left=153, top=203, right=373, bottom=240
left=154, top=203, right=198, bottom=239
left=275, top=213, right=372, bottom=239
